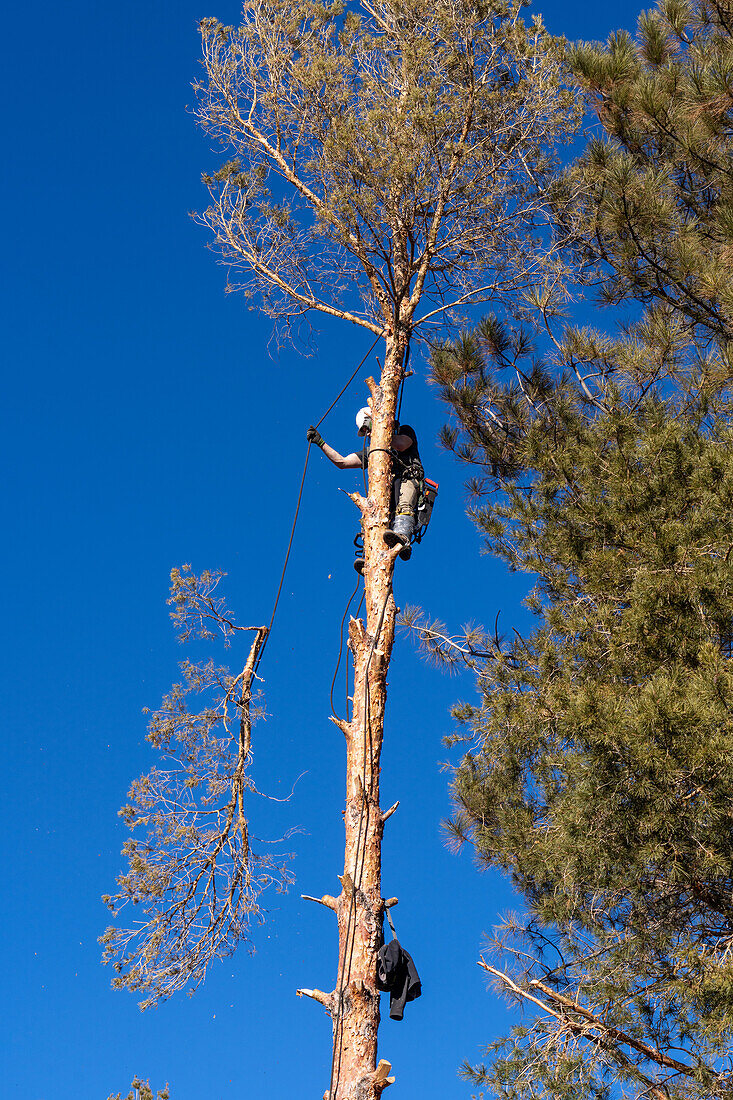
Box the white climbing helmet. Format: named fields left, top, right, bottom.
left=356, top=406, right=372, bottom=436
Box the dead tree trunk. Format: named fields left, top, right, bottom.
left=299, top=333, right=408, bottom=1100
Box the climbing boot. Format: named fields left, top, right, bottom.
left=354, top=556, right=365, bottom=575
left=383, top=512, right=414, bottom=552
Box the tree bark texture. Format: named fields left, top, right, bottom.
left=305, top=333, right=407, bottom=1100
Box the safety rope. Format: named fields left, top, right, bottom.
left=325, top=344, right=412, bottom=1100
left=330, top=574, right=361, bottom=721
left=396, top=340, right=410, bottom=425
left=361, top=434, right=368, bottom=493
left=317, top=334, right=381, bottom=430
left=252, top=334, right=380, bottom=676
left=328, top=584, right=392, bottom=1100
left=347, top=591, right=365, bottom=722
left=239, top=327, right=400, bottom=1098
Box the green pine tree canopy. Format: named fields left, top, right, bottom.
left=565, top=0, right=733, bottom=351
left=432, top=326, right=733, bottom=1097
left=417, top=2, right=733, bottom=1096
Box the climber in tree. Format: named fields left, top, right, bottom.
left=307, top=407, right=424, bottom=561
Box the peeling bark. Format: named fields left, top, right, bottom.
left=303, top=333, right=408, bottom=1100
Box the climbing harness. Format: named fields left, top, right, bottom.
left=366, top=418, right=438, bottom=557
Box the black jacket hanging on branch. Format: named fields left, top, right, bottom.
left=376, top=910, right=422, bottom=1020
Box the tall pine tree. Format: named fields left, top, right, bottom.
left=418, top=3, right=733, bottom=1096
left=103, top=2, right=578, bottom=1097
left=430, top=324, right=733, bottom=1099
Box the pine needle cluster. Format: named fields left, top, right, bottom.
left=565, top=0, right=733, bottom=353
left=434, top=316, right=733, bottom=1096
left=429, top=14, right=733, bottom=1069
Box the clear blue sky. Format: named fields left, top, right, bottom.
left=4, top=1, right=643, bottom=1097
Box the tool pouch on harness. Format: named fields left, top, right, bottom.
left=416, top=477, right=438, bottom=533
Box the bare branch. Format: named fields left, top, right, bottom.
left=372, top=1060, right=395, bottom=1089
left=302, top=893, right=339, bottom=911
left=194, top=0, right=582, bottom=339
left=101, top=572, right=292, bottom=1009
left=297, top=987, right=333, bottom=1012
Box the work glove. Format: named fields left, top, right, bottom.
left=307, top=426, right=324, bottom=448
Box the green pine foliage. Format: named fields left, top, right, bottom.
left=431, top=319, right=733, bottom=1098
left=426, top=13, right=733, bottom=1092
left=565, top=0, right=733, bottom=347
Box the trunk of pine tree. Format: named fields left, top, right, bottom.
left=299, top=331, right=408, bottom=1100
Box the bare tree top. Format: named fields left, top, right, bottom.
left=194, top=0, right=580, bottom=339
